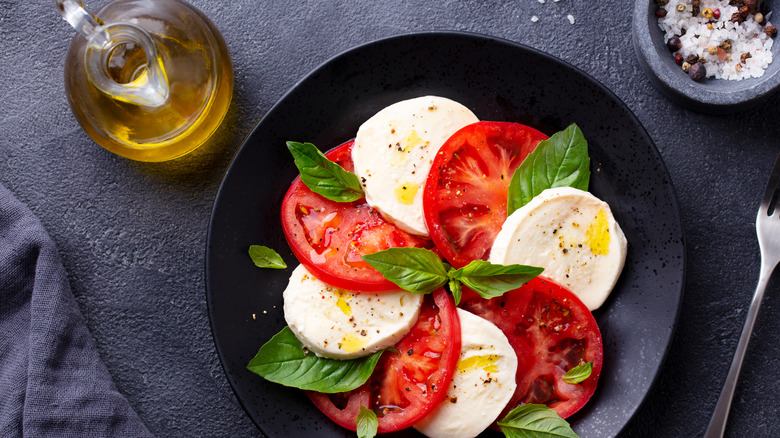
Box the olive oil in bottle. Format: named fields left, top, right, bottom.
left=59, top=0, right=233, bottom=162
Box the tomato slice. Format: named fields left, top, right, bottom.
left=423, top=121, right=547, bottom=267
left=307, top=288, right=461, bottom=433
left=459, top=277, right=603, bottom=419
left=281, top=141, right=431, bottom=291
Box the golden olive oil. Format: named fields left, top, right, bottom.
left=63, top=0, right=233, bottom=162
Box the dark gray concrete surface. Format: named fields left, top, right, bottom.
left=1, top=0, right=778, bottom=436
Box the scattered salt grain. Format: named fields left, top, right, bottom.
left=531, top=15, right=539, bottom=22
left=567, top=14, right=575, bottom=24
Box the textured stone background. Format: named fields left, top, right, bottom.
left=1, top=0, right=779, bottom=436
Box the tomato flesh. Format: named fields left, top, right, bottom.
left=423, top=121, right=547, bottom=267
left=459, top=277, right=603, bottom=419
left=307, top=289, right=461, bottom=433
left=281, top=141, right=431, bottom=291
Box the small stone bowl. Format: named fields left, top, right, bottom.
left=633, top=0, right=780, bottom=114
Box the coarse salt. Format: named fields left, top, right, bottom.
left=657, top=0, right=775, bottom=80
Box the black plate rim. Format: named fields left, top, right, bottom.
left=205, top=29, right=686, bottom=437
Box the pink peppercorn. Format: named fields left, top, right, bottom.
left=713, top=8, right=721, bottom=19
left=674, top=52, right=683, bottom=64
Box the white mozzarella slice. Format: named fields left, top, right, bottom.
left=414, top=309, right=518, bottom=438
left=282, top=264, right=423, bottom=359
left=352, top=96, right=479, bottom=236
left=489, top=187, right=627, bottom=310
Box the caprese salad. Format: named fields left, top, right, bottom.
left=246, top=96, right=627, bottom=438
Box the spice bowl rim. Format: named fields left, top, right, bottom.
left=633, top=0, right=780, bottom=114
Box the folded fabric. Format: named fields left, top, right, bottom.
left=0, top=184, right=153, bottom=437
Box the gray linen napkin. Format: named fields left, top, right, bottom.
left=0, top=183, right=153, bottom=437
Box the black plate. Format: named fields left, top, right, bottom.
left=206, top=31, right=685, bottom=438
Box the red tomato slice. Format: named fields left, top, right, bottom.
left=307, top=288, right=461, bottom=433
left=423, top=121, right=547, bottom=267
left=459, top=277, right=603, bottom=419
left=281, top=141, right=431, bottom=291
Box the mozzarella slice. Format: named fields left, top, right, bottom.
left=414, top=309, right=517, bottom=438
left=282, top=264, right=423, bottom=359
left=489, top=187, right=627, bottom=310
left=352, top=96, right=479, bottom=236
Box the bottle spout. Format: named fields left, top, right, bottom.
left=57, top=0, right=170, bottom=107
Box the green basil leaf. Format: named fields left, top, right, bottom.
left=361, top=247, right=448, bottom=294
left=451, top=260, right=543, bottom=299
left=448, top=277, right=462, bottom=305
left=507, top=124, right=590, bottom=215
left=248, top=245, right=287, bottom=269
left=561, top=362, right=593, bottom=384
left=497, top=404, right=579, bottom=438
left=356, top=406, right=378, bottom=438
left=287, top=141, right=364, bottom=202
left=247, top=326, right=382, bottom=393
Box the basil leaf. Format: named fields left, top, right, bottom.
left=287, top=141, right=364, bottom=202
left=497, top=404, right=579, bottom=438
left=248, top=245, right=287, bottom=269
left=448, top=277, right=462, bottom=305
left=451, top=260, right=543, bottom=299
left=356, top=406, right=378, bottom=438
left=561, top=362, right=593, bottom=384
left=247, top=327, right=382, bottom=393
left=507, top=124, right=590, bottom=215
left=361, top=247, right=448, bottom=294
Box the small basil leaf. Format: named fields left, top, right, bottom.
left=562, top=362, right=593, bottom=384
left=507, top=124, right=590, bottom=215
left=287, top=141, right=364, bottom=202
left=361, top=247, right=448, bottom=294
left=247, top=327, right=382, bottom=393
left=453, top=260, right=543, bottom=299
left=248, top=245, right=287, bottom=269
left=448, top=277, right=462, bottom=306
left=356, top=406, right=378, bottom=438
left=497, top=404, right=579, bottom=438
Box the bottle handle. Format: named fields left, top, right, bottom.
left=56, top=0, right=169, bottom=107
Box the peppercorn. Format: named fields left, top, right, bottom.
left=682, top=61, right=691, bottom=72
left=731, top=12, right=745, bottom=23
left=686, top=54, right=699, bottom=64
left=689, top=62, right=706, bottom=81
left=674, top=52, right=684, bottom=64
left=739, top=6, right=750, bottom=18
left=713, top=8, right=721, bottom=19
left=740, top=52, right=752, bottom=63
left=702, top=8, right=713, bottom=19
left=744, top=0, right=758, bottom=14
left=691, top=0, right=701, bottom=15
left=676, top=3, right=686, bottom=12
left=754, top=12, right=765, bottom=25
left=656, top=8, right=668, bottom=17
left=656, top=0, right=669, bottom=4
left=767, top=26, right=778, bottom=38
left=707, top=23, right=714, bottom=30
left=735, top=64, right=743, bottom=72
left=720, top=40, right=732, bottom=51
left=667, top=36, right=682, bottom=52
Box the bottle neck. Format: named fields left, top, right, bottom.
left=57, top=0, right=169, bottom=107
left=84, top=23, right=170, bottom=108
